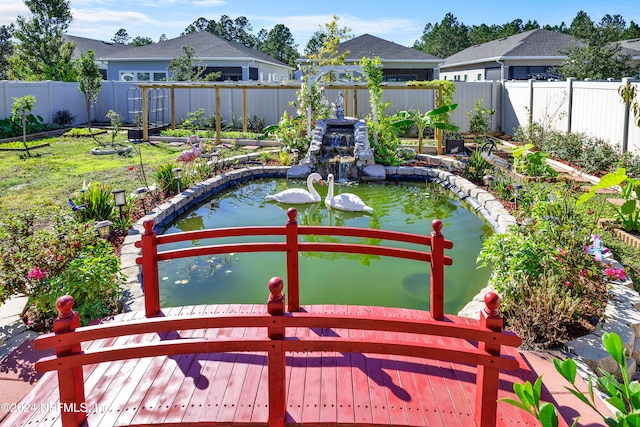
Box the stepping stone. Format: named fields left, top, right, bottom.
left=168, top=142, right=184, bottom=147
left=241, top=145, right=260, bottom=150
left=606, top=198, right=626, bottom=206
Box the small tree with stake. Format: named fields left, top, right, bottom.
left=11, top=95, right=36, bottom=158
left=74, top=50, right=102, bottom=136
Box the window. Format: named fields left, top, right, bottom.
left=464, top=75, right=468, bottom=81
left=119, top=71, right=167, bottom=82
left=477, top=73, right=482, bottom=81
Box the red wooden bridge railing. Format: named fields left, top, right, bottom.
left=34, top=288, right=520, bottom=427
left=31, top=210, right=522, bottom=427
left=135, top=207, right=453, bottom=318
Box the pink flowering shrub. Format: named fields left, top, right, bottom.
left=477, top=184, right=609, bottom=348
left=0, top=209, right=123, bottom=328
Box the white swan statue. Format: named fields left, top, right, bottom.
left=265, top=173, right=323, bottom=204
left=325, top=173, right=374, bottom=213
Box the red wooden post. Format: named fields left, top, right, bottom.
left=475, top=291, right=503, bottom=427
left=53, top=295, right=87, bottom=427
left=285, top=208, right=300, bottom=311
left=267, top=276, right=286, bottom=320
left=430, top=219, right=445, bottom=320
left=267, top=277, right=286, bottom=427
left=140, top=219, right=160, bottom=317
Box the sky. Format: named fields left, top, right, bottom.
left=1, top=0, right=639, bottom=53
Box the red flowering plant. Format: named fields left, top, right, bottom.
left=477, top=183, right=609, bottom=347
left=0, top=209, right=123, bottom=329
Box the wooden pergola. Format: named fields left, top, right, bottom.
left=134, top=80, right=448, bottom=154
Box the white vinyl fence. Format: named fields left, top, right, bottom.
left=1, top=78, right=638, bottom=153
left=501, top=78, right=640, bottom=154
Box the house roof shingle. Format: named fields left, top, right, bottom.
left=442, top=29, right=577, bottom=67
left=618, top=38, right=640, bottom=57
left=337, top=34, right=442, bottom=62
left=63, top=34, right=133, bottom=59
left=100, top=31, right=291, bottom=68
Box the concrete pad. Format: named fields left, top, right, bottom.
left=0, top=337, right=54, bottom=422
left=0, top=295, right=28, bottom=328
left=0, top=329, right=40, bottom=363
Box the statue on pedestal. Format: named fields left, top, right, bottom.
left=335, top=92, right=345, bottom=120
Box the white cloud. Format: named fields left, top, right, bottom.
left=0, top=0, right=28, bottom=25
left=248, top=13, right=421, bottom=48
left=72, top=8, right=157, bottom=25
left=68, top=7, right=161, bottom=40
left=192, top=0, right=226, bottom=6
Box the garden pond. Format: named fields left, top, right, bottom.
left=157, top=178, right=494, bottom=314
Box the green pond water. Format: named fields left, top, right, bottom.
left=158, top=178, right=493, bottom=314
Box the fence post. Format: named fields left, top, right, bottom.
left=267, top=277, right=286, bottom=427
left=53, top=295, right=87, bottom=427
left=475, top=291, right=503, bottom=427
left=429, top=219, right=444, bottom=320
left=285, top=208, right=300, bottom=311
left=138, top=218, right=160, bottom=317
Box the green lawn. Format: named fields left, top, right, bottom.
left=0, top=132, right=258, bottom=214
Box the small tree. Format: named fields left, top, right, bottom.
left=466, top=98, right=496, bottom=136
left=106, top=110, right=122, bottom=147
left=74, top=50, right=102, bottom=131
left=111, top=28, right=130, bottom=44
left=362, top=56, right=400, bottom=165
left=11, top=95, right=36, bottom=158
left=131, top=36, right=153, bottom=46
left=167, top=45, right=220, bottom=81
left=391, top=104, right=460, bottom=153
left=8, top=0, right=76, bottom=81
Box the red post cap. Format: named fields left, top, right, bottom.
left=484, top=291, right=500, bottom=316
left=431, top=219, right=443, bottom=235
left=142, top=218, right=155, bottom=233
left=56, top=295, right=75, bottom=320
left=287, top=208, right=297, bottom=224
left=268, top=277, right=284, bottom=299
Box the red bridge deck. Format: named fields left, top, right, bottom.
left=2, top=304, right=545, bottom=427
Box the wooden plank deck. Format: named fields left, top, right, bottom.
left=2, top=304, right=546, bottom=427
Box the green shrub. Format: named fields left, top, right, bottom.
left=29, top=239, right=124, bottom=326
left=579, top=136, right=620, bottom=175
left=245, top=115, right=266, bottom=133
left=512, top=144, right=558, bottom=178
left=258, top=151, right=274, bottom=163
left=0, top=209, right=97, bottom=305
left=466, top=99, right=495, bottom=136
left=190, top=159, right=213, bottom=184
left=180, top=108, right=212, bottom=132
left=621, top=151, right=640, bottom=178
left=52, top=110, right=76, bottom=128
left=512, top=122, right=548, bottom=150
left=73, top=182, right=116, bottom=223
left=478, top=183, right=608, bottom=347
left=156, top=162, right=180, bottom=193
left=461, top=147, right=494, bottom=183
left=265, top=111, right=310, bottom=154
left=0, top=113, right=45, bottom=139
left=514, top=122, right=625, bottom=176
